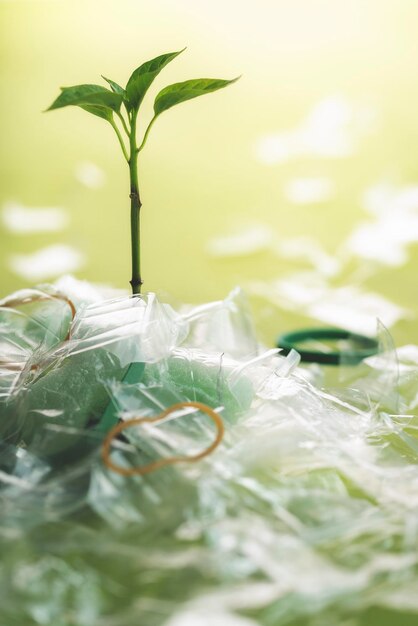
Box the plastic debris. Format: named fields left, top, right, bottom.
left=1, top=278, right=418, bottom=626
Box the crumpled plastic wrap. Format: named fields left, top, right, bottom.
left=1, top=279, right=418, bottom=626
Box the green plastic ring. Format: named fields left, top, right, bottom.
left=277, top=328, right=379, bottom=365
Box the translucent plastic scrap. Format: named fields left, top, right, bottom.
left=0, top=287, right=74, bottom=349
left=65, top=292, right=188, bottom=366
left=14, top=347, right=124, bottom=452
left=92, top=350, right=305, bottom=529
left=0, top=442, right=93, bottom=528
left=365, top=342, right=418, bottom=412
left=0, top=292, right=188, bottom=458
left=5, top=555, right=102, bottom=626
left=0, top=288, right=74, bottom=402
left=148, top=349, right=254, bottom=421
left=1, top=279, right=418, bottom=625
left=234, top=348, right=300, bottom=401
left=182, top=287, right=258, bottom=360
left=324, top=320, right=401, bottom=414
left=88, top=433, right=197, bottom=530
left=106, top=347, right=255, bottom=429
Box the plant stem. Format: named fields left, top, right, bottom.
left=129, top=112, right=142, bottom=294
left=110, top=118, right=129, bottom=162
left=117, top=110, right=130, bottom=138
left=138, top=115, right=157, bottom=152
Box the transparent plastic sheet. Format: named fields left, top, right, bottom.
left=0, top=281, right=418, bottom=626
left=0, top=287, right=74, bottom=399
left=0, top=288, right=77, bottom=444
left=0, top=290, right=188, bottom=525
left=304, top=321, right=403, bottom=422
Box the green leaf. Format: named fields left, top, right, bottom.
left=101, top=76, right=125, bottom=96
left=153, top=77, right=239, bottom=116
left=47, top=84, right=123, bottom=115
left=79, top=104, right=113, bottom=121
left=125, top=49, right=185, bottom=112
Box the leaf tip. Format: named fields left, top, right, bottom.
left=170, top=46, right=187, bottom=61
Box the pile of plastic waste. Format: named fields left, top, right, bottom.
left=1, top=277, right=418, bottom=626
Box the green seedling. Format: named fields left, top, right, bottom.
left=47, top=49, right=239, bottom=294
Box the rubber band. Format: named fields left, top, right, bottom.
left=0, top=291, right=77, bottom=373
left=0, top=358, right=25, bottom=371
left=101, top=401, right=225, bottom=477
left=1, top=291, right=76, bottom=341
left=277, top=328, right=378, bottom=365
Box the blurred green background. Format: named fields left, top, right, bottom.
left=1, top=0, right=418, bottom=346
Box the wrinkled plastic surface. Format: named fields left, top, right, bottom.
left=1, top=280, right=418, bottom=626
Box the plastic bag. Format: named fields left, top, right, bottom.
left=1, top=279, right=418, bottom=626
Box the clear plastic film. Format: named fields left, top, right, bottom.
left=0, top=287, right=74, bottom=399
left=0, top=279, right=418, bottom=626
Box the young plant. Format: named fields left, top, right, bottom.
left=47, top=49, right=238, bottom=294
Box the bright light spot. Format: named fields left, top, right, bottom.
left=345, top=219, right=418, bottom=266
left=366, top=345, right=418, bottom=373
left=164, top=610, right=258, bottom=626
left=54, top=275, right=126, bottom=305
left=74, top=161, right=105, bottom=189
left=309, top=289, right=404, bottom=336
left=345, top=182, right=418, bottom=266
left=255, top=134, right=294, bottom=164
left=2, top=202, right=69, bottom=234
left=275, top=237, right=340, bottom=277
left=284, top=177, right=334, bottom=204
left=208, top=225, right=340, bottom=278
left=395, top=345, right=418, bottom=365
left=207, top=224, right=274, bottom=257
left=363, top=182, right=418, bottom=216
left=9, top=245, right=85, bottom=281
left=255, top=96, right=376, bottom=164
left=250, top=273, right=406, bottom=335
